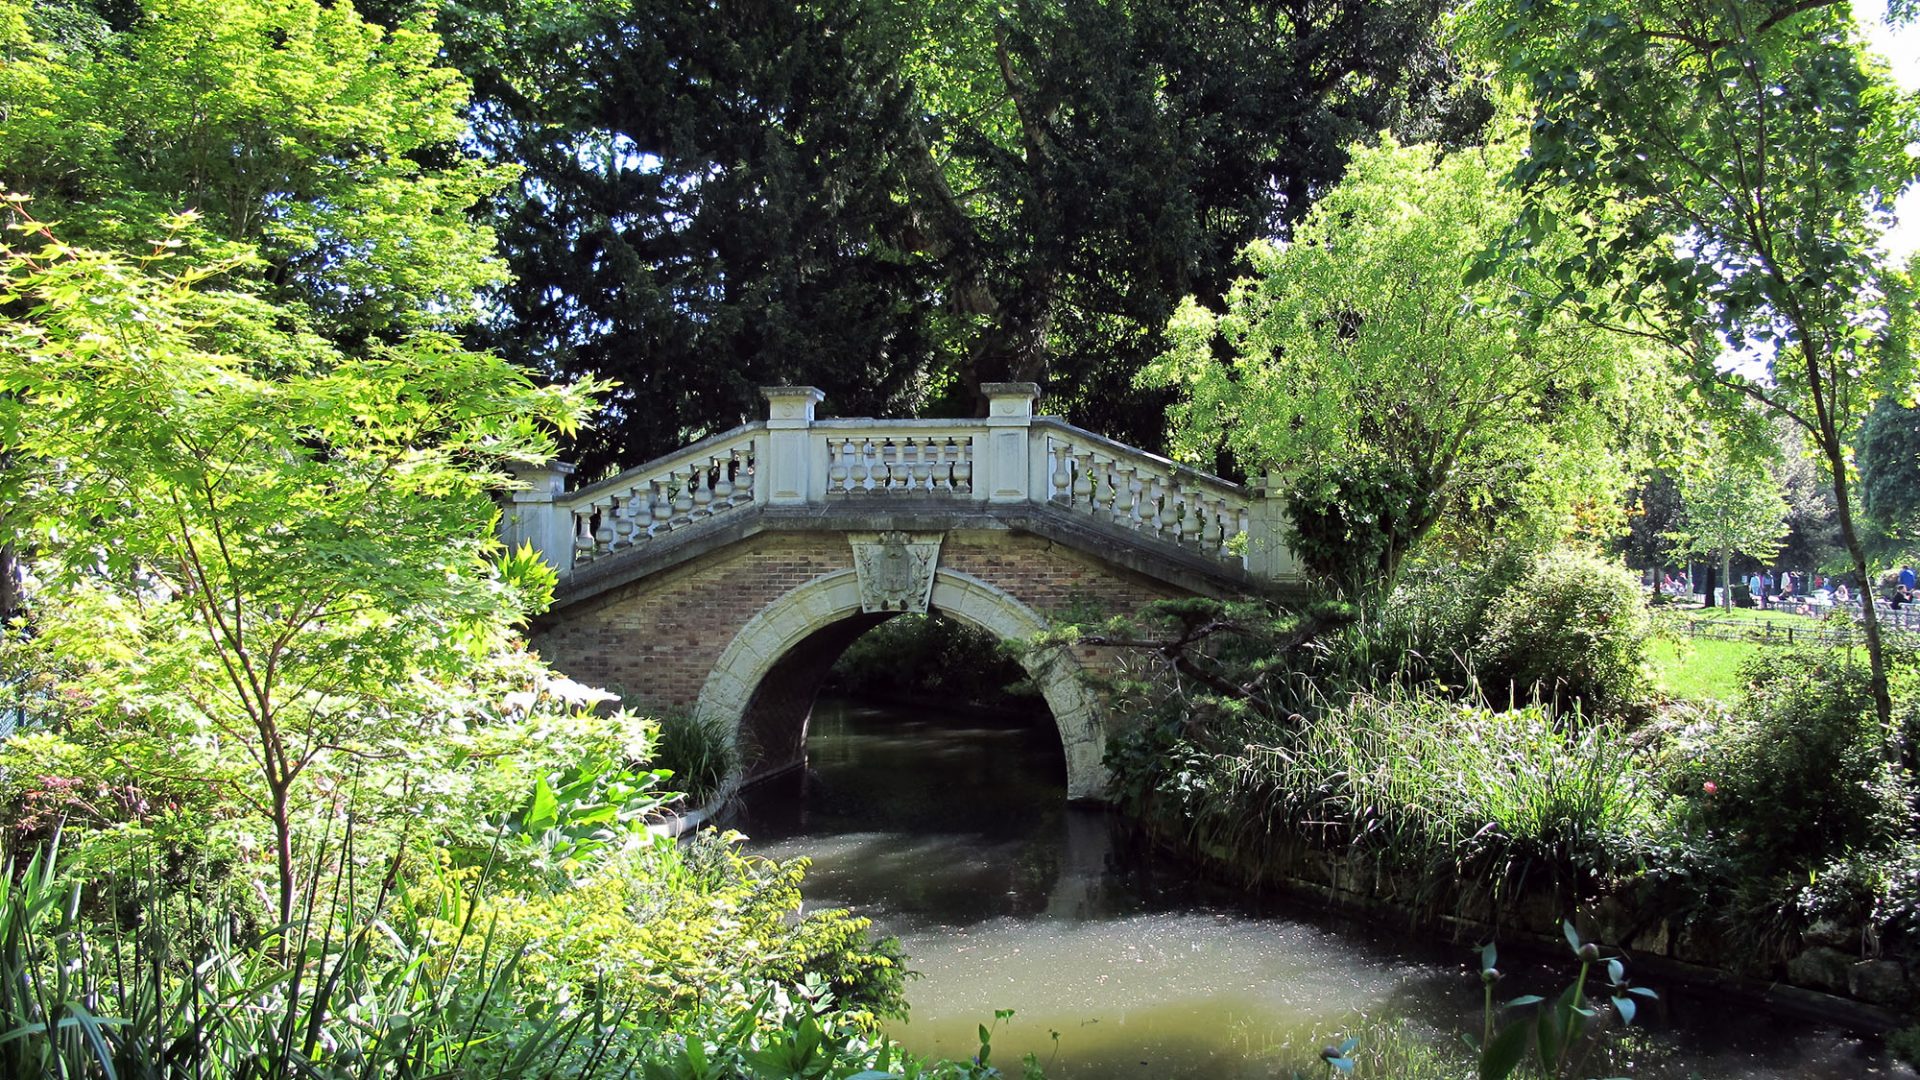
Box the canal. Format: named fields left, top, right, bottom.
left=728, top=696, right=1910, bottom=1078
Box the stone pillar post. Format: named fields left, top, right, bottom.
left=761, top=386, right=824, bottom=506
left=503, top=459, right=576, bottom=573
left=980, top=382, right=1039, bottom=504
left=1245, top=470, right=1301, bottom=583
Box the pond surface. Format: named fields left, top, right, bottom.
left=728, top=696, right=1910, bottom=1078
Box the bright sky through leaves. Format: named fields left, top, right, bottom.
left=1860, top=0, right=1918, bottom=263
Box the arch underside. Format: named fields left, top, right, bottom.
left=697, top=568, right=1106, bottom=801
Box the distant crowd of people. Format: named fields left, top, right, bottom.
left=1654, top=565, right=1918, bottom=614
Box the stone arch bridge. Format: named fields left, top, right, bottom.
left=505, top=384, right=1301, bottom=801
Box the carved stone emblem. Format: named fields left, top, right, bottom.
left=850, top=531, right=942, bottom=613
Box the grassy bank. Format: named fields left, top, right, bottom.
left=1093, top=554, right=1920, bottom=1018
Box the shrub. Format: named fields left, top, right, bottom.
left=0, top=835, right=943, bottom=1080
left=1382, top=547, right=1531, bottom=688
left=1284, top=457, right=1444, bottom=602
left=1673, top=648, right=1909, bottom=879
left=1475, top=549, right=1651, bottom=716
left=652, top=709, right=738, bottom=806
left=420, top=831, right=910, bottom=1028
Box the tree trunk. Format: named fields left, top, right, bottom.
left=270, top=775, right=296, bottom=934
left=0, top=542, right=15, bottom=623
left=1812, top=420, right=1897, bottom=757
left=1721, top=551, right=1732, bottom=611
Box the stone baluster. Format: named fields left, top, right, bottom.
left=846, top=440, right=869, bottom=493
left=1185, top=488, right=1207, bottom=547
left=891, top=439, right=912, bottom=491
left=1049, top=441, right=1072, bottom=501
left=870, top=439, right=889, bottom=491
left=609, top=493, right=636, bottom=548
left=1147, top=476, right=1168, bottom=535
left=572, top=509, right=595, bottom=562
left=1214, top=497, right=1235, bottom=558
left=1071, top=448, right=1095, bottom=510
left=829, top=438, right=851, bottom=493
left=898, top=438, right=918, bottom=492
left=591, top=497, right=616, bottom=553
left=707, top=455, right=730, bottom=505
left=628, top=485, right=653, bottom=539
left=1110, top=464, right=1136, bottom=527
left=889, top=438, right=910, bottom=492
left=695, top=457, right=718, bottom=518
left=953, top=437, right=973, bottom=493
left=1125, top=467, right=1146, bottom=529
left=734, top=446, right=756, bottom=504
left=897, top=438, right=919, bottom=492
left=1101, top=457, right=1124, bottom=520
left=916, top=437, right=938, bottom=492
left=651, top=478, right=673, bottom=534
left=933, top=437, right=954, bottom=492
left=671, top=470, right=695, bottom=526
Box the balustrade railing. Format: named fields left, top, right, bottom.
left=503, top=384, right=1295, bottom=582
left=1040, top=426, right=1250, bottom=564
left=816, top=422, right=977, bottom=497
left=557, top=426, right=761, bottom=566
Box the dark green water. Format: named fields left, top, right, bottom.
left=730, top=697, right=1911, bottom=1078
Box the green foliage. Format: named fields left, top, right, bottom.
left=1145, top=135, right=1656, bottom=601
left=1117, top=685, right=1654, bottom=903
left=405, top=0, right=1475, bottom=470
left=1860, top=398, right=1920, bottom=544
left=651, top=711, right=740, bottom=808
left=1663, top=427, right=1790, bottom=610
left=1461, top=0, right=1920, bottom=735
left=1282, top=458, right=1446, bottom=604
left=0, top=0, right=510, bottom=343
left=1669, top=649, right=1910, bottom=881
left=1474, top=549, right=1652, bottom=715
left=413, top=831, right=910, bottom=1030
left=1474, top=930, right=1654, bottom=1080
left=830, top=615, right=1039, bottom=712
left=0, top=216, right=604, bottom=924
left=0, top=832, right=954, bottom=1080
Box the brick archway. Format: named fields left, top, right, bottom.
left=697, top=567, right=1106, bottom=799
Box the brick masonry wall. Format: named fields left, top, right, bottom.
left=529, top=529, right=1185, bottom=772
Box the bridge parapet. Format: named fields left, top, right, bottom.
left=504, top=384, right=1300, bottom=586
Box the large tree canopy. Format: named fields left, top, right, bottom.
left=0, top=0, right=509, bottom=346
left=1462, top=0, right=1920, bottom=738
left=383, top=0, right=1484, bottom=474
left=1144, top=136, right=1658, bottom=600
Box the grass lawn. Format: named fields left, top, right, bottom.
left=1647, top=635, right=1762, bottom=704
left=1660, top=603, right=1814, bottom=626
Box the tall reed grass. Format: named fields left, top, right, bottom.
left=1172, top=686, right=1654, bottom=907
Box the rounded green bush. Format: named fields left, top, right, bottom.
left=1685, top=650, right=1906, bottom=875
left=1475, top=549, right=1651, bottom=716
